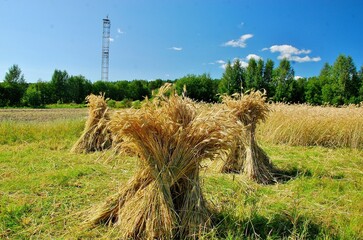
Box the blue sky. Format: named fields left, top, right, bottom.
left=1, top=0, right=362, bottom=83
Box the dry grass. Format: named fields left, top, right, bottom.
left=221, top=91, right=274, bottom=184
left=88, top=88, right=235, bottom=239
left=71, top=93, right=112, bottom=153
left=259, top=104, right=363, bottom=149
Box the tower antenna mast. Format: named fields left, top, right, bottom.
left=101, top=16, right=111, bottom=81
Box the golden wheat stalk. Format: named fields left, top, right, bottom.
left=88, top=85, right=235, bottom=239
left=221, top=90, right=275, bottom=184
left=259, top=103, right=363, bottom=149
left=71, top=93, right=112, bottom=153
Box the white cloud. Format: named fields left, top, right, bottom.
left=220, top=64, right=227, bottom=69
left=170, top=47, right=182, bottom=51
left=117, top=28, right=124, bottom=34
left=217, top=58, right=248, bottom=69
left=239, top=60, right=249, bottom=68
left=269, top=45, right=311, bottom=55
left=290, top=55, right=321, bottom=63
left=223, top=34, right=253, bottom=48
left=109, top=37, right=114, bottom=42
left=216, top=53, right=264, bottom=70
left=294, top=76, right=304, bottom=80
left=246, top=54, right=262, bottom=61
left=217, top=60, right=227, bottom=69
left=263, top=44, right=321, bottom=63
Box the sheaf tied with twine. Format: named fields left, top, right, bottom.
left=89, top=85, right=236, bottom=239
left=71, top=93, right=112, bottom=153
left=221, top=90, right=275, bottom=184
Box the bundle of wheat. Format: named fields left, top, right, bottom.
left=89, top=88, right=234, bottom=239
left=71, top=93, right=112, bottom=153
left=221, top=90, right=274, bottom=184
left=220, top=132, right=246, bottom=173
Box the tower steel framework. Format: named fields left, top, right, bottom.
left=101, top=16, right=111, bottom=81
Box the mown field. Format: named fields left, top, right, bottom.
left=0, top=105, right=362, bottom=239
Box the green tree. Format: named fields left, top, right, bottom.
left=219, top=61, right=232, bottom=95
left=219, top=59, right=245, bottom=95
left=0, top=84, right=8, bottom=106
left=273, top=59, right=295, bottom=102
left=331, top=55, right=359, bottom=104
left=67, top=75, right=92, bottom=103
left=3, top=64, right=27, bottom=106
left=320, top=55, right=359, bottom=105
left=114, top=80, right=131, bottom=100
left=36, top=80, right=53, bottom=105
left=148, top=79, right=165, bottom=91
left=50, top=69, right=69, bottom=103
left=319, top=63, right=332, bottom=85
left=263, top=59, right=274, bottom=97
left=92, top=80, right=117, bottom=100
left=256, top=59, right=264, bottom=90
left=22, top=84, right=42, bottom=107
left=291, top=77, right=306, bottom=103
left=319, top=63, right=334, bottom=104
left=175, top=74, right=218, bottom=102
left=358, top=66, right=363, bottom=102
left=245, top=58, right=264, bottom=91
left=305, top=77, right=322, bottom=105
left=128, top=80, right=150, bottom=101
left=232, top=59, right=245, bottom=93
left=246, top=58, right=257, bottom=90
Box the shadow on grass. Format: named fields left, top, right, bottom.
left=212, top=211, right=336, bottom=240
left=272, top=166, right=313, bottom=183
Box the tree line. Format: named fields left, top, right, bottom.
left=1, top=54, right=362, bottom=107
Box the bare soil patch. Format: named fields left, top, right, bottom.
left=0, top=108, right=88, bottom=122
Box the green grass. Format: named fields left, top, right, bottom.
left=0, top=110, right=362, bottom=239
left=45, top=103, right=86, bottom=109
left=202, top=145, right=362, bottom=239
left=204, top=144, right=363, bottom=239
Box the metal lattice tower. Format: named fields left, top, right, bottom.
left=101, top=16, right=111, bottom=81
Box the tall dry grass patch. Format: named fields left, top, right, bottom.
left=259, top=104, right=363, bottom=148
left=89, top=88, right=235, bottom=239
left=71, top=93, right=112, bottom=153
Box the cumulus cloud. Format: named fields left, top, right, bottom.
left=294, top=76, right=304, bottom=80
left=263, top=44, right=321, bottom=63
left=216, top=54, right=262, bottom=69
left=216, top=58, right=248, bottom=69
left=290, top=55, right=321, bottom=62
left=223, top=34, right=253, bottom=48
left=246, top=54, right=263, bottom=61
left=268, top=45, right=311, bottom=55
left=239, top=59, right=249, bottom=68
left=217, top=61, right=227, bottom=69
left=169, top=47, right=183, bottom=51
